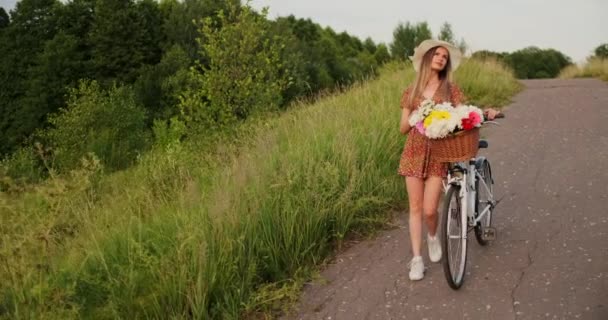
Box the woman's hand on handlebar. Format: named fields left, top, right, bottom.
left=483, top=108, right=504, bottom=120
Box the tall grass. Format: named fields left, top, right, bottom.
left=455, top=58, right=522, bottom=107
left=559, top=58, right=608, bottom=81
left=0, top=60, right=520, bottom=319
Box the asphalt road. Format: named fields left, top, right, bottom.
left=285, top=79, right=608, bottom=320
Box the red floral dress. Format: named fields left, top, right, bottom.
left=398, top=83, right=467, bottom=178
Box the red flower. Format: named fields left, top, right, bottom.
left=461, top=117, right=475, bottom=130
left=468, top=111, right=482, bottom=126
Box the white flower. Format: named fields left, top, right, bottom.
left=425, top=112, right=459, bottom=139
left=408, top=109, right=423, bottom=126
left=407, top=100, right=484, bottom=139
left=434, top=102, right=454, bottom=112
left=419, top=99, right=436, bottom=116
left=408, top=99, right=437, bottom=126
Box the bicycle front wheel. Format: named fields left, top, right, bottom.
left=441, top=185, right=468, bottom=289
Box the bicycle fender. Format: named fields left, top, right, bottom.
left=474, top=157, right=493, bottom=184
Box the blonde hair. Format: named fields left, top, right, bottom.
left=405, top=46, right=453, bottom=110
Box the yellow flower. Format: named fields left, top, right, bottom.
left=423, top=116, right=433, bottom=128
left=423, top=110, right=451, bottom=128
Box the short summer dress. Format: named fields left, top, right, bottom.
left=398, top=82, right=467, bottom=178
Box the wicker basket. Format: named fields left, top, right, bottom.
left=430, top=128, right=480, bottom=162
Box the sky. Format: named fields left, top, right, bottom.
left=249, top=0, right=607, bottom=63
left=1, top=0, right=606, bottom=63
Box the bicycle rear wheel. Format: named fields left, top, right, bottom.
left=475, top=160, right=493, bottom=246
left=441, top=185, right=468, bottom=289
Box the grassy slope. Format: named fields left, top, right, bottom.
left=0, top=60, right=521, bottom=319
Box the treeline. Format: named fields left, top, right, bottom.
left=389, top=21, right=575, bottom=80
left=0, top=0, right=390, bottom=172
left=471, top=47, right=573, bottom=79
left=390, top=21, right=467, bottom=60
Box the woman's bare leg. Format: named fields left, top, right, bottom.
left=406, top=177, right=425, bottom=257
left=423, top=176, right=444, bottom=236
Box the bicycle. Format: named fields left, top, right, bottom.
left=441, top=114, right=504, bottom=290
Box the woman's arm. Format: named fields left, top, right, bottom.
left=400, top=107, right=412, bottom=135
left=399, top=87, right=412, bottom=135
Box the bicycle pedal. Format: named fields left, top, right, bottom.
left=482, top=227, right=497, bottom=241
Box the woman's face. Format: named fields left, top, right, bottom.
left=430, top=47, right=450, bottom=72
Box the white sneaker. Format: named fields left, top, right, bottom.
left=408, top=256, right=425, bottom=281
left=428, top=234, right=442, bottom=263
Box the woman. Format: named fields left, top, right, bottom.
left=398, top=39, right=499, bottom=281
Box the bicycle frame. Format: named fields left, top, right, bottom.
left=445, top=160, right=494, bottom=228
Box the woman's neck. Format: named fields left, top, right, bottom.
left=427, top=75, right=441, bottom=86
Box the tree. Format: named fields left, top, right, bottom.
left=318, top=30, right=349, bottom=85
left=54, top=0, right=96, bottom=78
left=438, top=22, right=467, bottom=54
left=133, top=44, right=191, bottom=121
left=0, top=7, right=9, bottom=28
left=374, top=43, right=391, bottom=65
left=160, top=0, right=240, bottom=61
left=44, top=81, right=148, bottom=171
left=277, top=16, right=388, bottom=92
left=55, top=0, right=95, bottom=39
left=457, top=37, right=468, bottom=56
left=594, top=43, right=608, bottom=58
left=18, top=32, right=87, bottom=142
left=505, top=47, right=572, bottom=79
left=275, top=16, right=332, bottom=93
left=0, top=0, right=60, bottom=155
left=415, top=22, right=432, bottom=46
left=267, top=17, right=309, bottom=105
left=285, top=15, right=319, bottom=42
left=5, top=0, right=98, bottom=159
left=438, top=22, right=454, bottom=43
left=179, top=4, right=287, bottom=133
left=471, top=50, right=506, bottom=61
left=136, top=0, right=164, bottom=66
left=390, top=22, right=415, bottom=60
left=90, top=0, right=162, bottom=83
left=390, top=21, right=432, bottom=60
left=363, top=37, right=377, bottom=53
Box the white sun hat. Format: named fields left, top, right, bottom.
left=409, top=39, right=462, bottom=73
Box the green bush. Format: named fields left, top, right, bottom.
left=0, top=145, right=45, bottom=189
left=504, top=47, right=572, bottom=79
left=178, top=4, right=287, bottom=135
left=43, top=80, right=150, bottom=172
left=152, top=117, right=187, bottom=149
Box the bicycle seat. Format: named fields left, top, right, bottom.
left=479, top=140, right=488, bottom=149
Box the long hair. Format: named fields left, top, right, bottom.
left=405, top=46, right=453, bottom=110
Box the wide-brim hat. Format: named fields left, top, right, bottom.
left=409, top=39, right=462, bottom=73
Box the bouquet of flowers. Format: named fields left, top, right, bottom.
left=408, top=99, right=484, bottom=139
